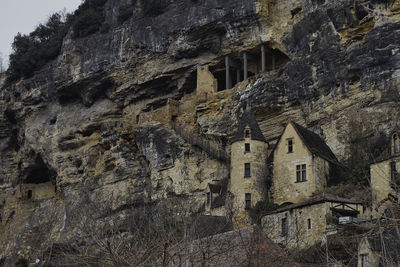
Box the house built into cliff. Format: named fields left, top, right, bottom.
left=272, top=121, right=340, bottom=205
left=202, top=111, right=366, bottom=249
left=371, top=130, right=400, bottom=217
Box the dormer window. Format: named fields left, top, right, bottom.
left=287, top=139, right=293, bottom=153
left=244, top=127, right=251, bottom=138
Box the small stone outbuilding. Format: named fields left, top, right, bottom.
left=262, top=193, right=364, bottom=249
left=358, top=205, right=400, bottom=267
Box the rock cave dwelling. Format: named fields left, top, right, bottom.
left=0, top=0, right=400, bottom=266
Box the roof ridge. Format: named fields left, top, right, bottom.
left=290, top=121, right=339, bottom=164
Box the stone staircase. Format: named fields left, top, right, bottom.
left=171, top=122, right=230, bottom=163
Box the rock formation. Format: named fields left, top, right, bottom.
left=1, top=0, right=400, bottom=264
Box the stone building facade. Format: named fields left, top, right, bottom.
left=229, top=110, right=269, bottom=227
left=262, top=193, right=364, bottom=249
left=370, top=130, right=400, bottom=217
left=272, top=122, right=338, bottom=205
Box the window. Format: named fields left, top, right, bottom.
left=288, top=139, right=293, bottom=153
left=244, top=163, right=251, bottom=178
left=27, top=190, right=32, bottom=200
left=206, top=192, right=211, bottom=206
left=361, top=254, right=369, bottom=267
left=391, top=161, right=397, bottom=181
left=307, top=219, right=312, bottom=229
left=245, top=128, right=251, bottom=138
left=296, top=164, right=306, bottom=182
left=393, top=133, right=400, bottom=154
left=245, top=193, right=251, bottom=210
left=281, top=217, right=288, bottom=236
left=245, top=143, right=250, bottom=153
left=136, top=115, right=140, bottom=124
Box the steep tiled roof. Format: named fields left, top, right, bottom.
left=265, top=193, right=362, bottom=215
left=291, top=122, right=338, bottom=164
left=169, top=225, right=300, bottom=266
left=232, top=110, right=266, bottom=143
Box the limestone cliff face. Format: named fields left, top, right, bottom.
left=1, top=0, right=400, bottom=263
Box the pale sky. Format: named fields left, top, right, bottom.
left=0, top=0, right=82, bottom=67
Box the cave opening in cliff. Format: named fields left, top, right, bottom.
left=207, top=45, right=290, bottom=91
left=209, top=60, right=243, bottom=92
left=25, top=155, right=56, bottom=184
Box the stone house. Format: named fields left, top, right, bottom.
left=370, top=130, right=400, bottom=217
left=202, top=114, right=367, bottom=249
left=272, top=122, right=339, bottom=205
left=262, top=193, right=364, bottom=249
left=357, top=205, right=400, bottom=267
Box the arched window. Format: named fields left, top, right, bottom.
left=393, top=133, right=400, bottom=154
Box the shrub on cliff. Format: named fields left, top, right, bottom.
left=117, top=5, right=134, bottom=24
left=71, top=0, right=107, bottom=38
left=4, top=0, right=109, bottom=85
left=6, top=13, right=68, bottom=83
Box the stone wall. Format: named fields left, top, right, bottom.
left=273, top=123, right=329, bottom=205
left=370, top=156, right=400, bottom=216
left=262, top=201, right=365, bottom=249
left=229, top=138, right=268, bottom=227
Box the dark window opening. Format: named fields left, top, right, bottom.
left=136, top=115, right=140, bottom=124
left=207, top=192, right=211, bottom=206
left=296, top=164, right=306, bottom=182
left=27, top=190, right=32, bottom=200
left=245, top=129, right=251, bottom=138
left=361, top=254, right=369, bottom=267
left=307, top=218, right=311, bottom=229
left=391, top=161, right=397, bottom=182
left=288, top=139, right=293, bottom=153
left=245, top=143, right=250, bottom=153
left=281, top=217, right=288, bottom=236
left=244, top=163, right=251, bottom=178
left=245, top=193, right=251, bottom=210
left=393, top=133, right=399, bottom=154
